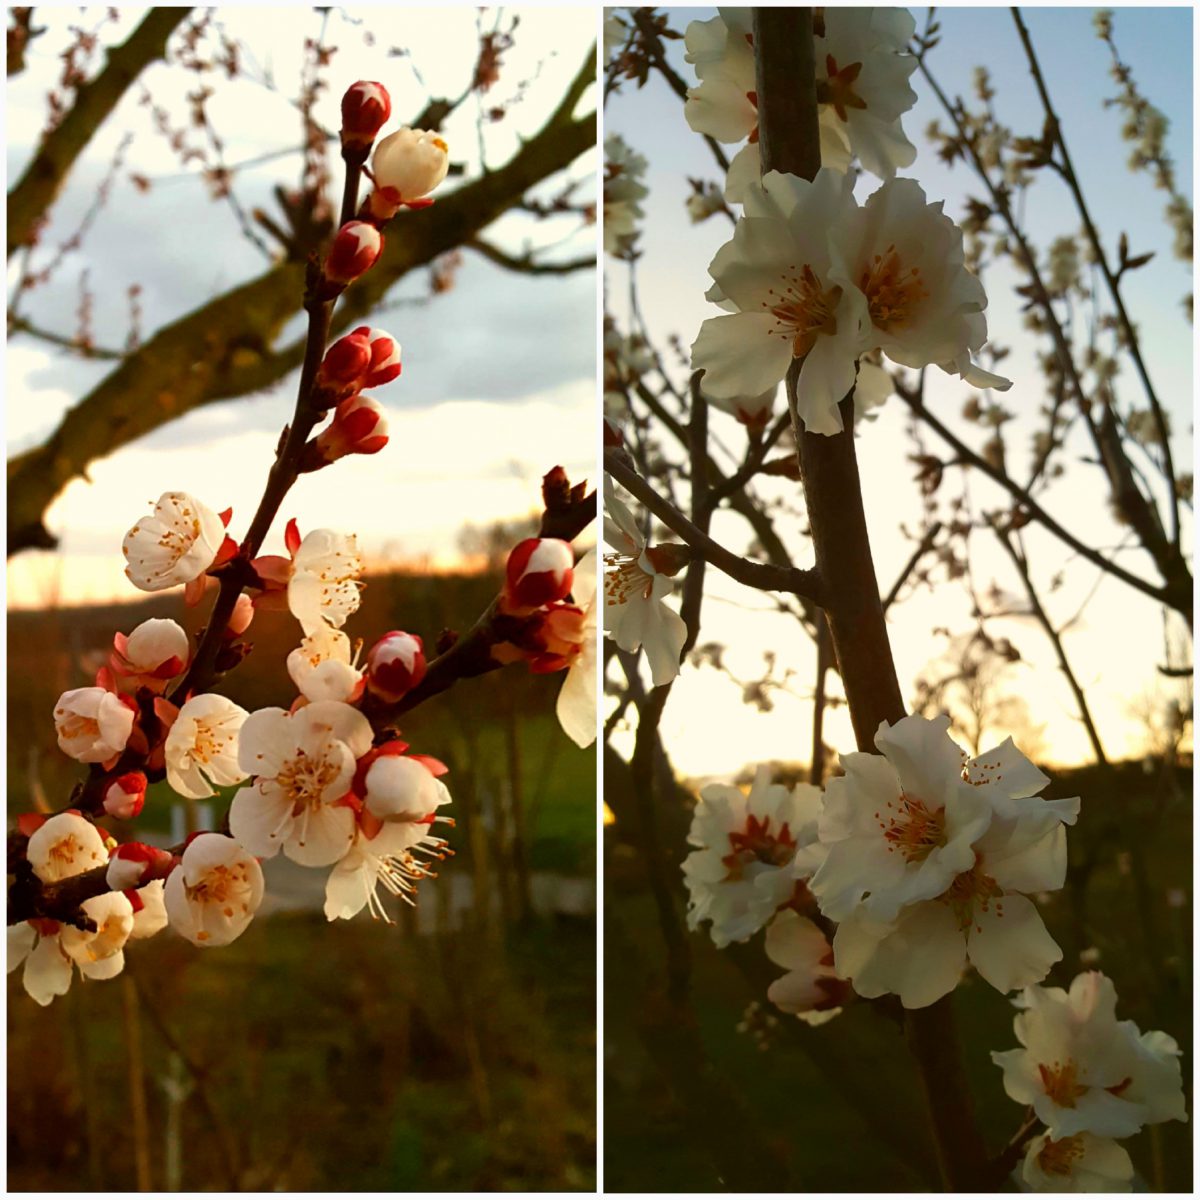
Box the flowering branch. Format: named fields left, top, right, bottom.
left=605, top=447, right=821, bottom=599
left=752, top=7, right=989, bottom=1189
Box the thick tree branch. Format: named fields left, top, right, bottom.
left=7, top=8, right=189, bottom=257
left=466, top=236, right=594, bottom=275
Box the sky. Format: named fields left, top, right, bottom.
left=603, top=5, right=1194, bottom=775
left=6, top=5, right=598, bottom=607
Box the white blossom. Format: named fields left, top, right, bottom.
left=163, top=833, right=264, bottom=947
left=764, top=909, right=845, bottom=1025
left=288, top=529, right=365, bottom=635
left=230, top=701, right=373, bottom=866
left=604, top=134, right=649, bottom=256
left=287, top=625, right=364, bottom=704
left=683, top=765, right=824, bottom=948
left=123, top=491, right=225, bottom=592
left=165, top=693, right=249, bottom=799
left=53, top=687, right=136, bottom=764
left=1021, top=1131, right=1133, bottom=1193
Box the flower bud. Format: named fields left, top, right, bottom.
left=103, top=772, right=148, bottom=820
left=355, top=326, right=402, bottom=388
left=106, top=841, right=173, bottom=891
left=366, top=631, right=427, bottom=702
left=366, top=128, right=449, bottom=220
left=317, top=329, right=373, bottom=392
left=340, top=80, right=391, bottom=148
left=225, top=592, right=255, bottom=638
left=310, top=395, right=389, bottom=467
left=364, top=754, right=444, bottom=822
left=323, top=221, right=383, bottom=287
left=504, top=538, right=574, bottom=612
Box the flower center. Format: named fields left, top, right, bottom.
left=1037, top=1060, right=1088, bottom=1108
left=364, top=835, right=451, bottom=922
left=49, top=834, right=81, bottom=865
left=277, top=749, right=342, bottom=812
left=941, top=860, right=1006, bottom=932
left=763, top=264, right=843, bottom=358
left=860, top=245, right=928, bottom=332
left=58, top=712, right=101, bottom=742
left=1036, top=1134, right=1085, bottom=1177
left=191, top=720, right=231, bottom=765
left=816, top=55, right=868, bottom=122
left=603, top=554, right=654, bottom=605
left=186, top=861, right=254, bottom=939
left=877, top=793, right=946, bottom=863
left=722, top=814, right=797, bottom=880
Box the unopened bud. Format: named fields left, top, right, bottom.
left=340, top=80, right=391, bottom=148
left=106, top=840, right=173, bottom=890
left=225, top=593, right=255, bottom=638
left=366, top=631, right=427, bottom=702
left=304, top=395, right=389, bottom=471
left=355, top=326, right=402, bottom=388
left=322, top=221, right=383, bottom=289
left=318, top=329, right=373, bottom=392
left=103, top=772, right=148, bottom=820
left=365, top=128, right=449, bottom=221
left=504, top=538, right=574, bottom=612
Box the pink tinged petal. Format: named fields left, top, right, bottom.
left=764, top=910, right=829, bottom=972
left=228, top=785, right=294, bottom=859
left=966, top=893, right=1061, bottom=995
left=691, top=313, right=795, bottom=401
left=23, top=935, right=74, bottom=1006
left=723, top=141, right=762, bottom=204
left=285, top=803, right=356, bottom=868
left=684, top=77, right=757, bottom=143
left=297, top=700, right=374, bottom=761
left=167, top=758, right=216, bottom=800
left=835, top=903, right=967, bottom=1009
left=794, top=318, right=861, bottom=434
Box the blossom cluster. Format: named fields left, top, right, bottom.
left=603, top=133, right=649, bottom=257
left=994, top=972, right=1187, bottom=1190
left=683, top=715, right=1080, bottom=1014
left=11, top=77, right=593, bottom=1008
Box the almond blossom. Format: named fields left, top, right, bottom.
left=683, top=8, right=918, bottom=202
left=764, top=908, right=848, bottom=1025
left=811, top=715, right=1079, bottom=1008
left=1021, top=1132, right=1133, bottom=1193
left=604, top=133, right=649, bottom=256
left=129, top=879, right=170, bottom=940
left=287, top=625, right=364, bottom=704
left=164, top=693, right=249, bottom=799
left=26, top=812, right=108, bottom=882
left=53, top=686, right=136, bottom=764
left=123, top=491, right=226, bottom=592
left=603, top=478, right=688, bottom=687
left=692, top=170, right=1010, bottom=436
left=682, top=765, right=824, bottom=948
left=229, top=701, right=373, bottom=866
left=991, top=971, right=1187, bottom=1140
left=163, top=833, right=264, bottom=947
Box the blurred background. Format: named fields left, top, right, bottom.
left=603, top=5, right=1191, bottom=1191
left=7, top=6, right=596, bottom=1191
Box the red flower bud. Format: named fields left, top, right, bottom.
left=318, top=329, right=373, bottom=391
left=353, top=326, right=402, bottom=388
left=313, top=394, right=390, bottom=465
left=504, top=538, right=574, bottom=612
left=323, top=221, right=383, bottom=287
left=366, top=631, right=427, bottom=702
left=340, top=80, right=391, bottom=147
left=103, top=772, right=148, bottom=820
left=224, top=593, right=255, bottom=638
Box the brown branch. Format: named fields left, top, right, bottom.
left=466, top=236, right=594, bottom=275
left=605, top=447, right=822, bottom=599
left=1010, top=7, right=1179, bottom=547
left=7, top=9, right=190, bottom=257
left=754, top=7, right=988, bottom=1190
left=883, top=521, right=943, bottom=613
left=8, top=47, right=596, bottom=555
